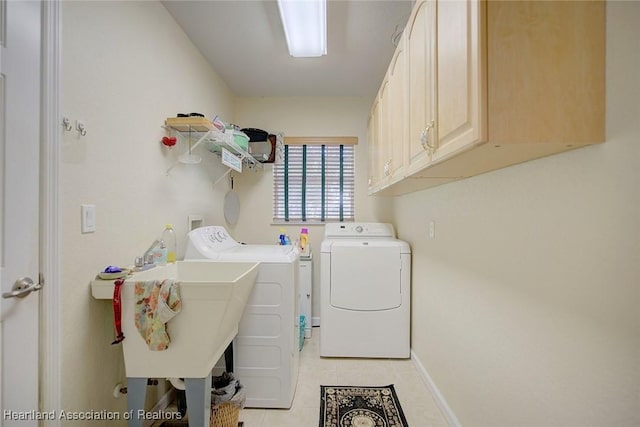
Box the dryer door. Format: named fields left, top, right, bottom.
left=330, top=242, right=402, bottom=311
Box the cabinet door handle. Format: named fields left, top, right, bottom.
left=420, top=121, right=435, bottom=151
left=383, top=160, right=391, bottom=176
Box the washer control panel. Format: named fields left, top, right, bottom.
left=205, top=227, right=230, bottom=243
left=189, top=226, right=239, bottom=252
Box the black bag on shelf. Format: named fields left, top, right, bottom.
left=240, top=128, right=269, bottom=142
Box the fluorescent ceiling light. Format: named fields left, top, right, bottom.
left=277, top=0, right=327, bottom=58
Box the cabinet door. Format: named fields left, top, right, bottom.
left=435, top=0, right=485, bottom=161
left=387, top=39, right=407, bottom=180
left=406, top=0, right=437, bottom=176
left=487, top=0, right=604, bottom=144
left=377, top=78, right=391, bottom=186
left=367, top=98, right=380, bottom=192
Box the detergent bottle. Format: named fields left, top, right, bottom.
left=299, top=228, right=310, bottom=257
left=162, top=224, right=177, bottom=263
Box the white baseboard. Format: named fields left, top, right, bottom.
left=312, top=316, right=321, bottom=327
left=143, top=388, right=175, bottom=427
left=411, top=350, right=462, bottom=427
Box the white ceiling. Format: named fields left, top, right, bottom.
left=162, top=0, right=413, bottom=98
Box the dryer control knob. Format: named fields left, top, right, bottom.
left=355, top=225, right=363, bottom=233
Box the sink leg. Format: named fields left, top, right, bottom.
left=185, top=374, right=212, bottom=427
left=224, top=342, right=234, bottom=373
left=126, top=377, right=147, bottom=427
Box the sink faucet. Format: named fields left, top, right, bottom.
left=143, top=239, right=161, bottom=264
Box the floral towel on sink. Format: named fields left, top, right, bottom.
left=134, top=279, right=182, bottom=351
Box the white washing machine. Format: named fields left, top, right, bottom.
left=320, top=223, right=411, bottom=358
left=185, top=226, right=300, bottom=408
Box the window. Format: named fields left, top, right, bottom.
left=273, top=137, right=356, bottom=222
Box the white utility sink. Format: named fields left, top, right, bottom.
left=92, top=260, right=259, bottom=379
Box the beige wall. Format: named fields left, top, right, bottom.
left=233, top=97, right=393, bottom=319
left=391, top=2, right=640, bottom=426
left=61, top=2, right=234, bottom=424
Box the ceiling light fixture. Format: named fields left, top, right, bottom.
left=277, top=0, right=327, bottom=58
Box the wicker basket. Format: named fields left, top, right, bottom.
left=210, top=402, right=240, bottom=427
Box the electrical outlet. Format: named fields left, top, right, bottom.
left=428, top=220, right=435, bottom=239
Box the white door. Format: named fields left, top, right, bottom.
left=1, top=0, right=42, bottom=424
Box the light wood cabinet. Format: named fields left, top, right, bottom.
left=369, top=0, right=605, bottom=196
left=387, top=41, right=407, bottom=180
left=368, top=92, right=391, bottom=191
left=367, top=98, right=380, bottom=190
left=367, top=78, right=389, bottom=192
left=377, top=79, right=390, bottom=187
left=434, top=0, right=485, bottom=162
left=406, top=0, right=437, bottom=176
left=368, top=41, right=406, bottom=194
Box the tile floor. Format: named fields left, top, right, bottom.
left=238, top=328, right=449, bottom=427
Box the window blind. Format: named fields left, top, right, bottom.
left=273, top=144, right=355, bottom=222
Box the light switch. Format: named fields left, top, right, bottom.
left=81, top=204, right=96, bottom=233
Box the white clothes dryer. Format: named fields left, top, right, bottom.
left=320, top=223, right=411, bottom=358
left=185, top=226, right=300, bottom=408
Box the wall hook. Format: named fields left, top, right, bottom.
left=62, top=117, right=73, bottom=132
left=76, top=120, right=87, bottom=137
